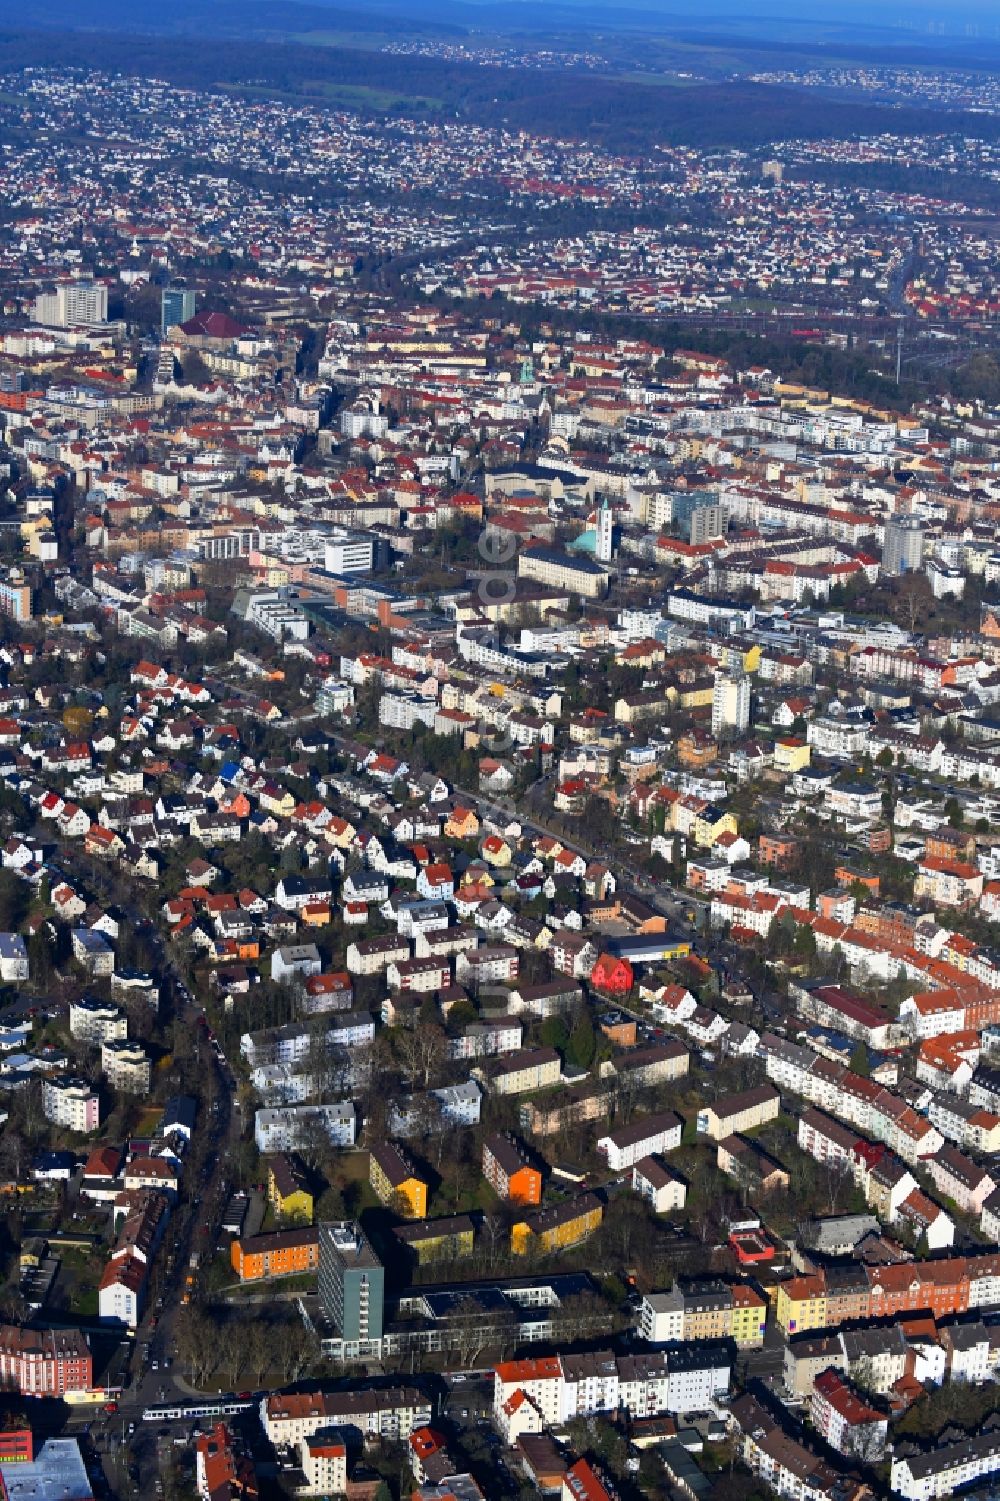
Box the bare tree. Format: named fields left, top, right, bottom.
left=611, top=1068, right=641, bottom=1128
left=246, top=1318, right=273, bottom=1388
left=21, top=1080, right=45, bottom=1144
left=217, top=1318, right=248, bottom=1388
left=394, top=1023, right=446, bottom=1090
left=551, top=1290, right=615, bottom=1344
left=492, top=1305, right=519, bottom=1362
left=480, top=1207, right=516, bottom=1270
left=278, top=1319, right=319, bottom=1385
left=296, top=1113, right=333, bottom=1175
left=449, top=1297, right=490, bottom=1367
left=0, top=1125, right=26, bottom=1182
left=175, top=1307, right=216, bottom=1389
left=822, top=1158, right=853, bottom=1215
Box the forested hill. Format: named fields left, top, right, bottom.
left=2, top=22, right=1000, bottom=153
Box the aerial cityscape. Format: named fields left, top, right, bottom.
left=6, top=2, right=1000, bottom=1500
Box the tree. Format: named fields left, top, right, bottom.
left=551, top=1289, right=615, bottom=1343
left=821, top=1157, right=853, bottom=1215
left=480, top=1206, right=517, bottom=1271
left=944, top=796, right=964, bottom=829
left=449, top=1296, right=491, bottom=1366
left=316, top=1184, right=345, bottom=1220
left=539, top=1015, right=569, bottom=1052
left=26, top=926, right=54, bottom=988
left=277, top=1320, right=318, bottom=1385
left=394, top=1022, right=446, bottom=1089
left=246, top=1319, right=273, bottom=1388
left=175, top=1306, right=217, bottom=1389
left=0, top=869, right=27, bottom=931
left=0, top=1123, right=26, bottom=1181
left=791, top=923, right=817, bottom=961
left=181, top=350, right=211, bottom=386
left=850, top=1040, right=870, bottom=1077
left=566, top=1009, right=596, bottom=1070
left=769, top=911, right=797, bottom=957
left=217, top=1317, right=250, bottom=1387
left=445, top=1000, right=478, bottom=1031
left=62, top=705, right=93, bottom=737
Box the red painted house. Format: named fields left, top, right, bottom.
left=590, top=953, right=634, bottom=996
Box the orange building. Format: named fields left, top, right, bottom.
left=774, top=1257, right=977, bottom=1335
left=230, top=1226, right=319, bottom=1282
left=598, top=1012, right=637, bottom=1048
left=926, top=826, right=977, bottom=862
left=835, top=865, right=879, bottom=895
left=759, top=833, right=799, bottom=870
left=482, top=1133, right=543, bottom=1205
left=511, top=1192, right=603, bottom=1256
left=677, top=729, right=718, bottom=770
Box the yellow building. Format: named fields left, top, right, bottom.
left=369, top=1142, right=428, bottom=1219
left=481, top=834, right=513, bottom=867
left=267, top=1154, right=313, bottom=1223
left=487, top=1047, right=562, bottom=1097
left=393, top=1214, right=475, bottom=1265
left=731, top=1285, right=768, bottom=1347
left=773, top=738, right=810, bottom=774
left=511, top=1191, right=603, bottom=1255
left=677, top=683, right=715, bottom=711
left=715, top=642, right=761, bottom=675
left=21, top=513, right=55, bottom=560
left=325, top=817, right=357, bottom=849
left=775, top=1274, right=827, bottom=1336
left=692, top=809, right=738, bottom=848
left=444, top=807, right=480, bottom=840
left=259, top=786, right=295, bottom=817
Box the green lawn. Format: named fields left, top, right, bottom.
left=222, top=1270, right=317, bottom=1298
left=429, top=1176, right=494, bottom=1218
left=69, top=1286, right=99, bottom=1318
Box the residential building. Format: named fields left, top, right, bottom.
left=0, top=1325, right=92, bottom=1395
left=511, top=1193, right=603, bottom=1255
left=890, top=1431, right=1000, bottom=1500
left=810, top=1367, right=887, bottom=1460
left=263, top=1385, right=431, bottom=1447
left=254, top=1103, right=357, bottom=1153
left=369, top=1143, right=428, bottom=1219
left=711, top=673, right=751, bottom=738
left=482, top=1133, right=543, bottom=1205
left=596, top=1111, right=683, bottom=1171
left=481, top=1047, right=561, bottom=1096
left=101, top=1039, right=152, bottom=1094
left=318, top=1222, right=385, bottom=1350
left=268, top=1155, right=314, bottom=1221
left=631, top=1156, right=687, bottom=1214
left=98, top=1254, right=146, bottom=1329
left=231, top=1226, right=319, bottom=1282
left=696, top=1084, right=780, bottom=1140
left=69, top=998, right=128, bottom=1046
left=41, top=1076, right=100, bottom=1132
left=393, top=1214, right=476, bottom=1266
left=882, top=514, right=924, bottom=576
